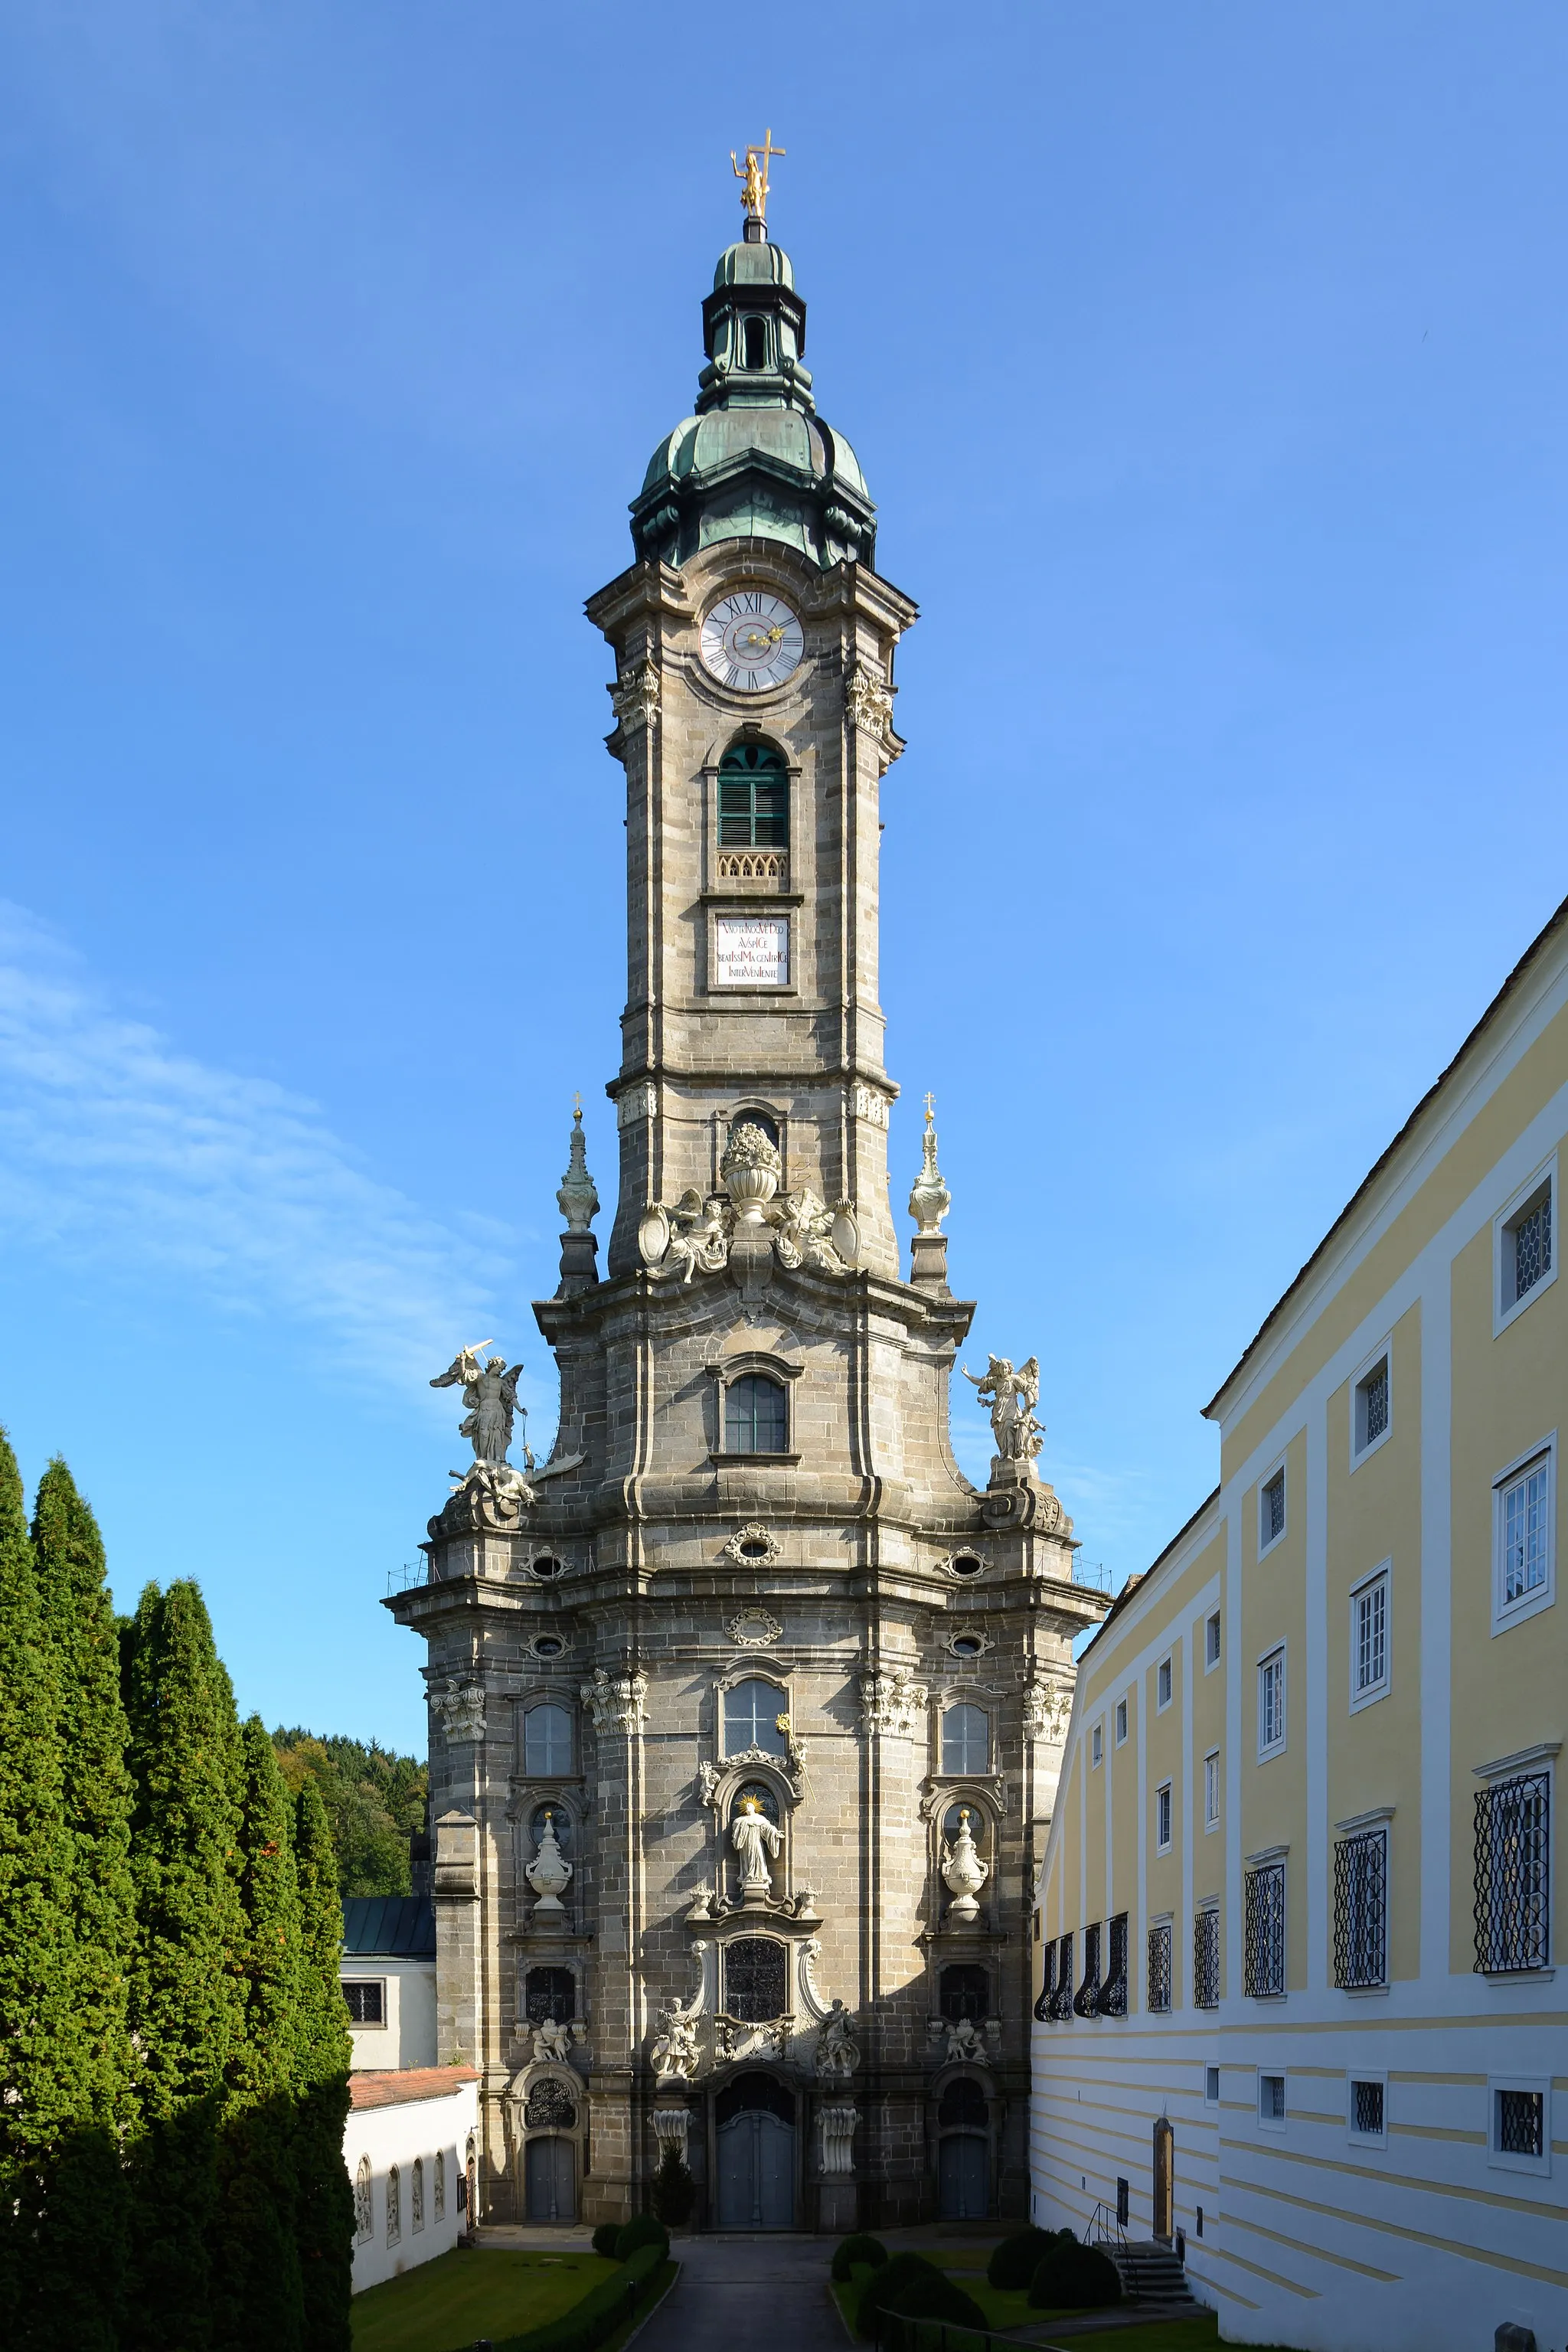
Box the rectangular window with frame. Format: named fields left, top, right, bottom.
left=1473, top=1769, right=1551, bottom=1974
left=1494, top=2085, right=1547, bottom=2165
left=1091, top=1723, right=1103, bottom=1768
left=1333, top=1828, right=1388, bottom=1988
left=1258, top=1648, right=1286, bottom=1758
left=342, top=1979, right=385, bottom=2026
left=1354, top=1355, right=1390, bottom=1459
left=1494, top=1448, right=1554, bottom=1628
left=1157, top=1656, right=1173, bottom=1710
left=1204, top=2064, right=1220, bottom=2104
left=1260, top=1468, right=1285, bottom=1553
left=1204, top=1610, right=1221, bottom=1670
left=1147, top=1921, right=1172, bottom=2013
left=1351, top=1568, right=1390, bottom=1704
left=1244, top=1862, right=1287, bottom=1997
left=1258, top=2071, right=1286, bottom=2125
left=1194, top=1906, right=1220, bottom=2009
left=1115, top=1697, right=1128, bottom=1746
left=1499, top=1169, right=1554, bottom=1321
left=1155, top=1779, right=1173, bottom=1853
left=1349, top=2075, right=1387, bottom=2144
left=1204, top=1749, right=1220, bottom=1829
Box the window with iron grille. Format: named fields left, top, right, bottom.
left=1333, top=1829, right=1387, bottom=1988
left=1073, top=1922, right=1102, bottom=2017
left=1474, top=1771, right=1551, bottom=1973
left=1194, top=1908, right=1220, bottom=2009
left=1502, top=1181, right=1553, bottom=1312
left=1147, top=1921, right=1172, bottom=2013
left=1261, top=1468, right=1285, bottom=1550
left=1352, top=1573, right=1389, bottom=1700
left=1351, top=2078, right=1385, bottom=2138
left=1046, top=1931, right=1074, bottom=2021
left=1157, top=1657, right=1173, bottom=1709
left=1354, top=1357, right=1390, bottom=1455
left=342, top=1979, right=384, bottom=2025
left=1496, top=2088, right=1544, bottom=2158
left=1034, top=1937, right=1057, bottom=2023
left=724, top=1936, right=789, bottom=2021
left=1244, top=1863, right=1287, bottom=1997
left=1498, top=1455, right=1552, bottom=1612
left=1205, top=1611, right=1221, bottom=1668
left=1258, top=1650, right=1285, bottom=1756
left=1098, top=1914, right=1129, bottom=2016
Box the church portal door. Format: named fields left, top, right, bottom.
left=715, top=2073, right=794, bottom=2229
left=524, top=2135, right=576, bottom=2223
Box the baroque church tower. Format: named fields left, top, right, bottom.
left=392, top=160, right=1102, bottom=2232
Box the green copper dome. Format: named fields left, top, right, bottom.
left=630, top=224, right=877, bottom=571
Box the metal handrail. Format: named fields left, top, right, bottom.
left=1086, top=2203, right=1138, bottom=2304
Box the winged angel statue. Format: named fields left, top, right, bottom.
left=430, top=1344, right=535, bottom=1522
left=962, top=1354, right=1044, bottom=1464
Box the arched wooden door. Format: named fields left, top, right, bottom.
left=1152, top=2117, right=1174, bottom=2243
left=525, top=2135, right=576, bottom=2223
left=715, top=2073, right=794, bottom=2230
left=938, top=2134, right=988, bottom=2218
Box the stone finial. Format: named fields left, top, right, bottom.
left=556, top=1098, right=601, bottom=1295
left=940, top=1807, right=990, bottom=1926
left=908, top=1092, right=951, bottom=1291
left=524, top=1809, right=573, bottom=1915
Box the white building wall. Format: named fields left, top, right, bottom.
left=339, top=1955, right=437, bottom=2071
left=345, top=2079, right=479, bottom=2294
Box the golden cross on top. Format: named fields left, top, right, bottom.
left=732, top=128, right=786, bottom=224
left=923, top=1091, right=936, bottom=1123
left=572, top=1089, right=583, bottom=1119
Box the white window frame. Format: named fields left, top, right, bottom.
left=342, top=1976, right=388, bottom=2028
left=1204, top=2064, right=1221, bottom=2105
left=1156, top=1655, right=1174, bottom=1712
left=1204, top=1748, right=1220, bottom=1831
left=1492, top=1436, right=1557, bottom=1635
left=1257, top=2070, right=1287, bottom=2132
left=1350, top=1340, right=1393, bottom=1468
left=1494, top=1156, right=1557, bottom=1335
left=1091, top=1721, right=1103, bottom=1768
left=1349, top=1563, right=1391, bottom=1710
left=1257, top=1645, right=1287, bottom=1760
left=1204, top=1609, right=1221, bottom=1671
left=1488, top=2073, right=1552, bottom=2178
left=1115, top=1697, right=1129, bottom=1747
left=1258, top=1461, right=1287, bottom=1559
left=1348, top=2069, right=1389, bottom=2148
left=1155, top=1779, right=1173, bottom=1854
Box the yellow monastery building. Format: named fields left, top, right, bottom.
left=1031, top=893, right=1568, bottom=2352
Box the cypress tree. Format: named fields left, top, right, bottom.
left=25, top=1461, right=136, bottom=2351
left=292, top=1776, right=354, bottom=2352
left=218, top=1715, right=306, bottom=2352
left=122, top=1579, right=246, bottom=2352
left=0, top=1427, right=74, bottom=2333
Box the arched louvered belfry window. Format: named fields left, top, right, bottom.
left=718, top=743, right=788, bottom=850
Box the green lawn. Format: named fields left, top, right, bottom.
left=831, top=2256, right=1066, bottom=2341
left=351, top=2248, right=616, bottom=2352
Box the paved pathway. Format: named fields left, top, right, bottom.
left=633, top=2234, right=844, bottom=2352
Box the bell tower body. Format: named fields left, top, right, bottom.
left=390, top=204, right=1103, bottom=2234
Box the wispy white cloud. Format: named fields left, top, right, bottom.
left=0, top=900, right=521, bottom=1391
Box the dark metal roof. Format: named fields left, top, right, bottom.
left=341, top=1895, right=436, bottom=1958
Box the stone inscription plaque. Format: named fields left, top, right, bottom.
left=713, top=914, right=789, bottom=988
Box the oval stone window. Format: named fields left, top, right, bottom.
left=531, top=1555, right=564, bottom=1581
left=949, top=1554, right=984, bottom=1578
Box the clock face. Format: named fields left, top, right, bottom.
left=700, top=591, right=804, bottom=691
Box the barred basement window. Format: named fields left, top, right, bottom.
left=1474, top=1771, right=1551, bottom=1973
left=1099, top=1913, right=1129, bottom=2016
left=1194, top=1908, right=1220, bottom=2009
left=342, top=1979, right=384, bottom=2025
left=1047, top=1931, right=1074, bottom=2021
left=1333, top=1829, right=1387, bottom=1988
left=1034, top=1936, right=1057, bottom=2023
left=1496, top=2087, right=1544, bottom=2158
left=1147, top=1921, right=1173, bottom=2013
left=1244, top=1863, right=1287, bottom=1997
left=1351, top=2078, right=1385, bottom=2138
left=1073, top=1921, right=1102, bottom=2017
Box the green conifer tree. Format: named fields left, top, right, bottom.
left=122, top=1579, right=246, bottom=2352
left=25, top=1460, right=136, bottom=2351
left=292, top=1778, right=354, bottom=2352
left=0, top=1428, right=74, bottom=2334
left=218, top=1715, right=306, bottom=2352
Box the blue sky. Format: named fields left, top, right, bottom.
left=2, top=4, right=1566, bottom=1753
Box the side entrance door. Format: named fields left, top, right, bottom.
left=525, top=2135, right=576, bottom=2223
left=938, top=2134, right=988, bottom=2219
left=1152, top=2117, right=1174, bottom=2243
left=714, top=2073, right=795, bottom=2229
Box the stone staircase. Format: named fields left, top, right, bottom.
left=1106, top=2239, right=1196, bottom=2305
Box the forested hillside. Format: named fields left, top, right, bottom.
left=271, top=1730, right=428, bottom=1899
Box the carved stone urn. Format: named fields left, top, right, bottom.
left=525, top=1811, right=573, bottom=1915
left=722, top=1122, right=781, bottom=1224
left=940, top=1808, right=989, bottom=1926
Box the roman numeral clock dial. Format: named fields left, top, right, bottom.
left=699, top=590, right=804, bottom=691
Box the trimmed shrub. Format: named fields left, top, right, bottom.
left=492, top=2242, right=664, bottom=2352
left=612, top=2214, right=669, bottom=2263
left=887, top=2269, right=987, bottom=2328
left=590, top=2224, right=619, bottom=2259
left=856, top=2252, right=947, bottom=2338
left=649, top=2143, right=696, bottom=2227
left=988, top=2227, right=1057, bottom=2290
left=831, top=2232, right=889, bottom=2282
left=1027, top=2238, right=1122, bottom=2310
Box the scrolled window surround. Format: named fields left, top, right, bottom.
left=708, top=1350, right=803, bottom=1462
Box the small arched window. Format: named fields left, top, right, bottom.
left=939, top=1963, right=990, bottom=2022
left=525, top=1965, right=576, bottom=2024
left=726, top=1374, right=788, bottom=1455
left=386, top=2163, right=401, bottom=2246
left=724, top=1677, right=789, bottom=1758
left=354, top=2154, right=373, bottom=2244
left=939, top=2076, right=988, bottom=2128
left=941, top=1704, right=990, bottom=1775
left=524, top=1702, right=573, bottom=1777
left=433, top=2149, right=446, bottom=2221
left=718, top=744, right=788, bottom=850
left=742, top=315, right=768, bottom=370
left=411, top=2156, right=425, bottom=2233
